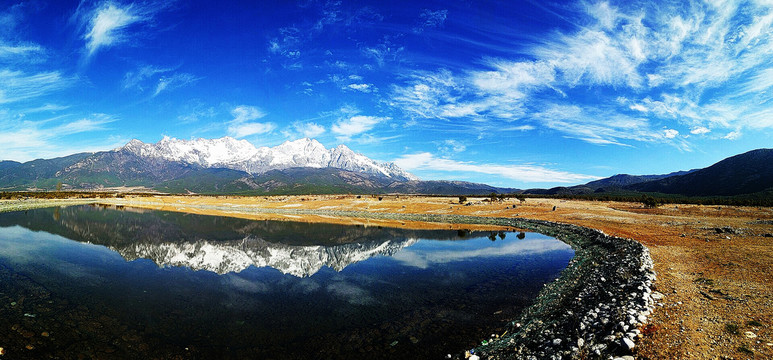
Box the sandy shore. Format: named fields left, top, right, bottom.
left=2, top=195, right=772, bottom=359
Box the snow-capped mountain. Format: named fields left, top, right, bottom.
left=114, top=236, right=419, bottom=277
left=119, top=136, right=418, bottom=181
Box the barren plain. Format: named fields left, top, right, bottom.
left=2, top=195, right=772, bottom=359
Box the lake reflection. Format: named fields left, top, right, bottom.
left=0, top=205, right=573, bottom=359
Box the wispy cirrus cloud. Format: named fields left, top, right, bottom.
left=288, top=122, right=325, bottom=138
left=0, top=43, right=43, bottom=59
left=346, top=83, right=375, bottom=93
left=122, top=65, right=199, bottom=97
left=76, top=1, right=173, bottom=60
left=0, top=114, right=117, bottom=162
left=331, top=115, right=389, bottom=141
left=394, top=152, right=599, bottom=184
left=412, top=9, right=448, bottom=34
left=227, top=105, right=275, bottom=138
left=0, top=69, right=76, bottom=104
left=388, top=0, right=773, bottom=148
left=122, top=65, right=170, bottom=91
left=531, top=104, right=688, bottom=148
left=153, top=72, right=200, bottom=97
left=82, top=2, right=142, bottom=57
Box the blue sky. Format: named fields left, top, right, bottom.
left=1, top=0, right=771, bottom=188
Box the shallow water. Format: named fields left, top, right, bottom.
left=0, top=205, right=573, bottom=359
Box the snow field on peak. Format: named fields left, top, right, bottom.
left=119, top=137, right=417, bottom=180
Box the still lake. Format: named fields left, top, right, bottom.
left=0, top=205, right=573, bottom=359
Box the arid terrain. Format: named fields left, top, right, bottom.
left=2, top=195, right=772, bottom=359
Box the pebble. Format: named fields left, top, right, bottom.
left=651, top=291, right=664, bottom=300
left=744, top=331, right=757, bottom=339
left=621, top=337, right=635, bottom=351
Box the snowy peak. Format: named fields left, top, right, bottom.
left=117, top=136, right=418, bottom=181
left=115, top=237, right=419, bottom=277
left=120, top=136, right=259, bottom=167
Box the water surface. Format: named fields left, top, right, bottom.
left=0, top=205, right=573, bottom=359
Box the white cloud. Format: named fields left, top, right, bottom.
left=229, top=122, right=276, bottom=138
left=55, top=115, right=115, bottom=135
left=388, top=0, right=773, bottom=148
left=122, top=65, right=169, bottom=91
left=346, top=83, right=374, bottom=93
left=361, top=37, right=404, bottom=66
left=292, top=122, right=325, bottom=138
left=331, top=115, right=388, bottom=138
left=413, top=9, right=448, bottom=34
left=690, top=126, right=710, bottom=135
left=78, top=1, right=171, bottom=60
left=723, top=130, right=741, bottom=140
left=0, top=114, right=116, bottom=162
left=393, top=152, right=599, bottom=184
left=741, top=68, right=773, bottom=95
left=0, top=43, right=43, bottom=57
left=227, top=105, right=275, bottom=138
left=23, top=104, right=70, bottom=114
left=0, top=69, right=76, bottom=104
left=177, top=102, right=217, bottom=124
left=438, top=139, right=466, bottom=153
left=744, top=107, right=773, bottom=129
left=153, top=73, right=200, bottom=97
left=530, top=28, right=645, bottom=88
left=503, top=125, right=535, bottom=132
left=231, top=105, right=266, bottom=123
left=390, top=69, right=468, bottom=119
left=83, top=2, right=142, bottom=57
left=532, top=104, right=676, bottom=147
left=663, top=129, right=679, bottom=138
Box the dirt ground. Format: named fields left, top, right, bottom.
left=75, top=195, right=773, bottom=359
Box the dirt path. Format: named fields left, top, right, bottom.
left=5, top=195, right=772, bottom=359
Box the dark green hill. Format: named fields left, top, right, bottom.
left=0, top=161, right=21, bottom=171
left=0, top=153, right=91, bottom=190
left=584, top=171, right=694, bottom=190
left=628, top=149, right=773, bottom=196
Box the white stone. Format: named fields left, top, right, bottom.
left=622, top=337, right=635, bottom=350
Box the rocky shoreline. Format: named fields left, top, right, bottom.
left=103, top=200, right=657, bottom=360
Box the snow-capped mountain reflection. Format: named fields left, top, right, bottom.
left=0, top=204, right=565, bottom=277
left=116, top=236, right=418, bottom=277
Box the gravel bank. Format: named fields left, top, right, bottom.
left=0, top=199, right=97, bottom=214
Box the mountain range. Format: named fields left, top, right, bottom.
left=0, top=137, right=517, bottom=195
left=0, top=137, right=770, bottom=198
